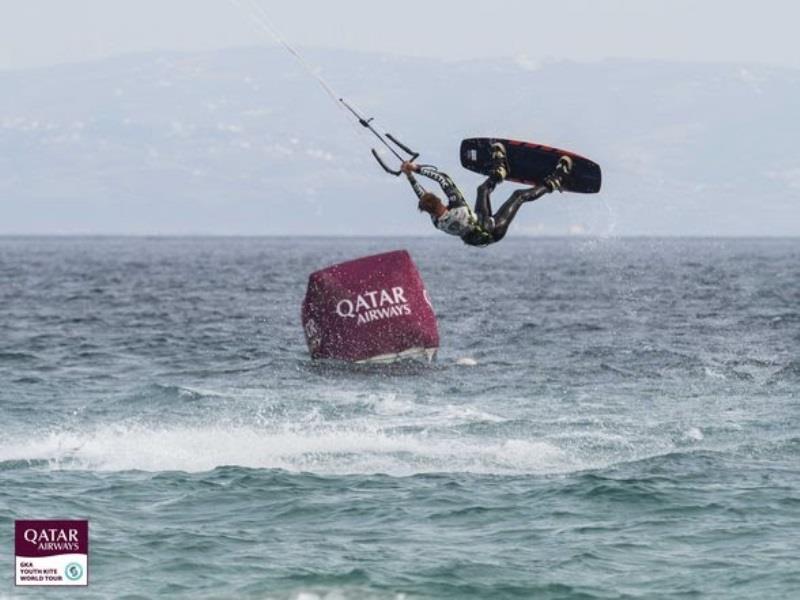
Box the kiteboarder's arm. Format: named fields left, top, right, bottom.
left=401, top=162, right=426, bottom=199
left=414, top=165, right=466, bottom=208
left=399, top=161, right=425, bottom=200
left=407, top=174, right=427, bottom=199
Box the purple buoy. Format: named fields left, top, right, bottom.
left=302, top=250, right=439, bottom=363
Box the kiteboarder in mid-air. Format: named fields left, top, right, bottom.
left=337, top=101, right=599, bottom=246
left=402, top=143, right=573, bottom=246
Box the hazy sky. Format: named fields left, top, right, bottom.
left=2, top=0, right=799, bottom=236
left=2, top=0, right=799, bottom=69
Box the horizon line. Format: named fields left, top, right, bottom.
left=1, top=233, right=799, bottom=240
left=2, top=44, right=799, bottom=75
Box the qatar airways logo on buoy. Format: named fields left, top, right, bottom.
left=335, top=286, right=411, bottom=325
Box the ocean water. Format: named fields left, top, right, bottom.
left=1, top=236, right=798, bottom=599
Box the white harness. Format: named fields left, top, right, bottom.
left=433, top=206, right=480, bottom=237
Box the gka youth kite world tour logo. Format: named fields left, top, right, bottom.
left=15, top=520, right=89, bottom=586
left=335, top=286, right=412, bottom=325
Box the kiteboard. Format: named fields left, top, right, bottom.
left=460, top=137, right=602, bottom=194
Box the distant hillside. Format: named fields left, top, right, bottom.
left=1, top=47, right=798, bottom=235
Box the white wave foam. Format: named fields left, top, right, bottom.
left=684, top=427, right=705, bottom=441
left=263, top=590, right=407, bottom=600
left=455, top=357, right=478, bottom=366
left=0, top=424, right=576, bottom=476
left=296, top=389, right=509, bottom=428
left=365, top=392, right=418, bottom=416
left=704, top=367, right=727, bottom=379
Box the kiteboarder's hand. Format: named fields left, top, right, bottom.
left=401, top=161, right=418, bottom=174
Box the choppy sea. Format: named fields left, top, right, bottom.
left=1, top=236, right=798, bottom=599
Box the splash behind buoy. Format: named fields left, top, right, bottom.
left=302, top=250, right=439, bottom=363
left=456, top=357, right=478, bottom=366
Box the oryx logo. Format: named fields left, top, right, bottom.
left=335, top=286, right=412, bottom=325
left=64, top=563, right=83, bottom=581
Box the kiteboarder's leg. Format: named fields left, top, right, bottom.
left=474, top=142, right=509, bottom=229
left=489, top=185, right=551, bottom=241
left=489, top=156, right=574, bottom=241
left=475, top=177, right=499, bottom=229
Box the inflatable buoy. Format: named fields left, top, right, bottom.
left=302, top=250, right=439, bottom=363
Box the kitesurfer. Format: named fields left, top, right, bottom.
left=402, top=143, right=572, bottom=246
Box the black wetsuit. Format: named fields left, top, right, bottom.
left=409, top=166, right=551, bottom=246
